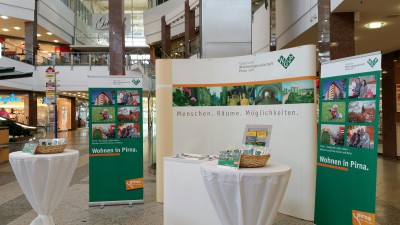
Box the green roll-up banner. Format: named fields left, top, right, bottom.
left=315, top=52, right=381, bottom=225
left=88, top=77, right=143, bottom=205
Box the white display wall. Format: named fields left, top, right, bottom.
left=156, top=45, right=317, bottom=220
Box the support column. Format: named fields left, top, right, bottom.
left=108, top=0, right=125, bottom=75
left=28, top=92, right=38, bottom=126
left=25, top=0, right=38, bottom=65
left=330, top=12, right=355, bottom=60
left=381, top=52, right=397, bottom=159
left=161, top=16, right=171, bottom=58
left=184, top=0, right=195, bottom=58
left=71, top=97, right=77, bottom=130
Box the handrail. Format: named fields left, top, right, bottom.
left=1, top=42, right=54, bottom=67
left=1, top=42, right=153, bottom=74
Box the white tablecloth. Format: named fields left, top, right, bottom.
left=9, top=150, right=79, bottom=225
left=200, top=161, right=291, bottom=225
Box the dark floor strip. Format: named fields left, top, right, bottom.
left=0, top=195, right=31, bottom=225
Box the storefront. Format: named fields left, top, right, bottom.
left=0, top=92, right=82, bottom=132
left=0, top=92, right=49, bottom=125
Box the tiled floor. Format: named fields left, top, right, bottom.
left=0, top=128, right=399, bottom=225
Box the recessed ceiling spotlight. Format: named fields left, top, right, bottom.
left=53, top=40, right=59, bottom=43
left=37, top=34, right=42, bottom=37
left=2, top=28, right=9, bottom=32
left=46, top=32, right=53, bottom=35
left=366, top=22, right=385, bottom=29
left=14, top=27, right=21, bottom=30
left=330, top=42, right=339, bottom=47
left=1, top=16, right=9, bottom=19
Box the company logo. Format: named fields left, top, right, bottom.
left=132, top=79, right=141, bottom=85
left=278, top=54, right=295, bottom=69
left=0, top=93, right=21, bottom=105
left=352, top=210, right=375, bottom=225
left=367, top=58, right=378, bottom=68
left=125, top=178, right=144, bottom=191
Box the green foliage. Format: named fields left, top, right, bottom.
left=285, top=90, right=314, bottom=104
left=321, top=102, right=346, bottom=123
left=92, top=107, right=115, bottom=123
left=172, top=88, right=197, bottom=106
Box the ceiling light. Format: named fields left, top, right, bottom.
left=47, top=32, right=52, bottom=35
left=2, top=28, right=9, bottom=32
left=366, top=22, right=384, bottom=29
left=53, top=40, right=59, bottom=43
left=37, top=34, right=42, bottom=37
left=14, top=27, right=21, bottom=30
left=1, top=16, right=8, bottom=19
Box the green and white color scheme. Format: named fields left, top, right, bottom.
left=315, top=52, right=381, bottom=225
left=88, top=76, right=143, bottom=206
left=157, top=45, right=317, bottom=220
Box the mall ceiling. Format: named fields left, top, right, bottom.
left=286, top=0, right=400, bottom=55
left=0, top=0, right=399, bottom=56
left=335, top=0, right=400, bottom=54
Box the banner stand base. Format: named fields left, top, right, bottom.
left=89, top=200, right=144, bottom=208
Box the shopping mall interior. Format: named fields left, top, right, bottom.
left=0, top=0, right=399, bottom=224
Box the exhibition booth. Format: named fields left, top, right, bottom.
left=155, top=45, right=381, bottom=225
left=8, top=45, right=382, bottom=225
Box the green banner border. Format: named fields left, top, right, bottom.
left=88, top=87, right=144, bottom=203
left=315, top=70, right=380, bottom=225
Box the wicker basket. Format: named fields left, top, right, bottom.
left=239, top=154, right=271, bottom=168
left=34, top=144, right=67, bottom=154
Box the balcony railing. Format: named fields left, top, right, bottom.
left=1, top=42, right=153, bottom=74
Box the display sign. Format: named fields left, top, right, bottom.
left=45, top=67, right=56, bottom=105
left=157, top=45, right=317, bottom=220
left=0, top=93, right=21, bottom=104
left=92, top=13, right=132, bottom=33
left=88, top=76, right=143, bottom=205
left=315, top=52, right=381, bottom=225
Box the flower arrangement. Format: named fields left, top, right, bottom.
left=173, top=87, right=197, bottom=106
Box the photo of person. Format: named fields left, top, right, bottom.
left=320, top=124, right=345, bottom=146
left=117, top=107, right=140, bottom=121
left=91, top=90, right=115, bottom=105
left=92, top=124, right=115, bottom=139
left=219, top=86, right=255, bottom=106
left=348, top=100, right=376, bottom=123
left=91, top=107, right=115, bottom=123
left=321, top=78, right=346, bottom=100
left=348, top=75, right=376, bottom=98
left=0, top=108, right=10, bottom=119
left=118, top=123, right=141, bottom=138
left=321, top=102, right=346, bottom=123
left=346, top=125, right=374, bottom=149
left=117, top=90, right=140, bottom=105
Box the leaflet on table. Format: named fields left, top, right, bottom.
left=243, top=125, right=273, bottom=147
left=21, top=143, right=38, bottom=154
left=218, top=150, right=241, bottom=170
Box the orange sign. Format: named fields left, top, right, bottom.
left=125, top=178, right=144, bottom=191
left=352, top=210, right=375, bottom=225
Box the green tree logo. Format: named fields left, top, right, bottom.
left=132, top=79, right=140, bottom=85
left=367, top=58, right=378, bottom=68
left=278, top=54, right=295, bottom=69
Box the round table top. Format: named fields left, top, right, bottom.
left=9, top=149, right=79, bottom=160
left=201, top=160, right=291, bottom=176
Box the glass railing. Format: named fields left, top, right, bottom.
left=1, top=42, right=155, bottom=75
left=1, top=42, right=54, bottom=66
left=52, top=52, right=109, bottom=66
